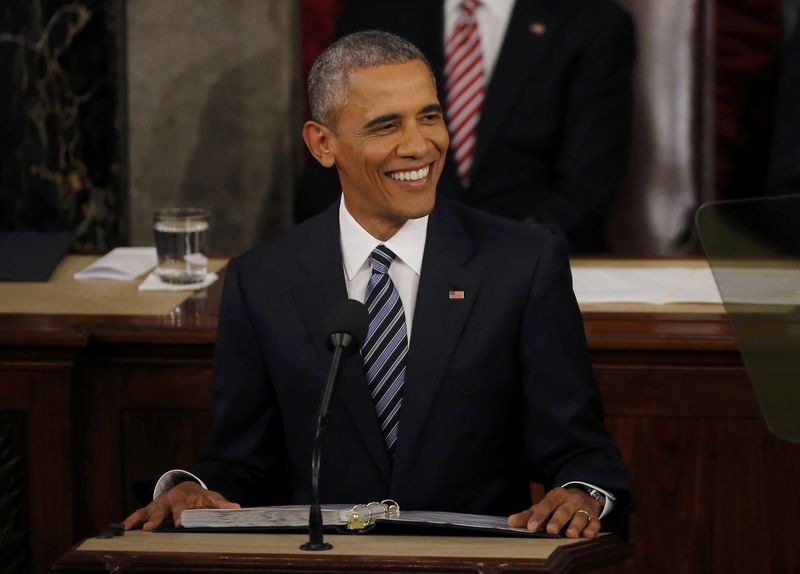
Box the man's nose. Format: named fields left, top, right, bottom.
left=396, top=123, right=429, bottom=157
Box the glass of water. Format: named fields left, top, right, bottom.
left=153, top=207, right=209, bottom=284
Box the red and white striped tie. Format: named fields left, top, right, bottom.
left=445, top=0, right=484, bottom=187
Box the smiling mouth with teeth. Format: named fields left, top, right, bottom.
left=386, top=164, right=431, bottom=182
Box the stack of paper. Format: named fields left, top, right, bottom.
left=181, top=505, right=350, bottom=529
left=73, top=248, right=157, bottom=281
left=571, top=266, right=722, bottom=304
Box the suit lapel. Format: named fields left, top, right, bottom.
left=292, top=204, right=391, bottom=485
left=471, top=0, right=553, bottom=179
left=391, top=201, right=482, bottom=490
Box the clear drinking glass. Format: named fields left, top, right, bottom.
left=153, top=207, right=209, bottom=284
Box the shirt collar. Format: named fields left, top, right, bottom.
left=339, top=195, right=428, bottom=281
left=445, top=0, right=515, bottom=21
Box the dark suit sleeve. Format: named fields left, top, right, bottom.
left=520, top=234, right=633, bottom=530
left=191, top=258, right=290, bottom=506
left=524, top=8, right=636, bottom=251
left=768, top=20, right=800, bottom=195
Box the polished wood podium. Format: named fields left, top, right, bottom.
left=2, top=256, right=800, bottom=573
left=52, top=531, right=633, bottom=574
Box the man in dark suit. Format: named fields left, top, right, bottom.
left=295, top=0, right=636, bottom=252
left=124, top=31, right=632, bottom=537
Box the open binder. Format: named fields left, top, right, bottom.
left=178, top=500, right=558, bottom=538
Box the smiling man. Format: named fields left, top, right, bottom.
left=124, top=31, right=633, bottom=539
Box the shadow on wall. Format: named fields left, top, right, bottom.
left=139, top=48, right=296, bottom=255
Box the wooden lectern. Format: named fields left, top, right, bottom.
left=52, top=531, right=633, bottom=573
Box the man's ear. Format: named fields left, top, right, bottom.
left=302, top=120, right=336, bottom=168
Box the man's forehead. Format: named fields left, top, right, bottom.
left=347, top=60, right=435, bottom=91
left=346, top=61, right=437, bottom=109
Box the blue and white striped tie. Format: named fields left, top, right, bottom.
left=362, top=245, right=408, bottom=458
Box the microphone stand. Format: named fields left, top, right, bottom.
left=300, top=332, right=353, bottom=551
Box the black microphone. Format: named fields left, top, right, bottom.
left=301, top=299, right=369, bottom=551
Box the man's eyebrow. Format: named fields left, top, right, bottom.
left=419, top=103, right=443, bottom=115
left=362, top=104, right=443, bottom=130
left=363, top=113, right=402, bottom=130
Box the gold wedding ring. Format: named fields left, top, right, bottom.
left=575, top=509, right=592, bottom=522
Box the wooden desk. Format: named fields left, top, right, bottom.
left=1, top=257, right=799, bottom=573
left=51, top=531, right=633, bottom=574
left=0, top=256, right=225, bottom=574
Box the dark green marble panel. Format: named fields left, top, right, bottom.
left=0, top=0, right=125, bottom=251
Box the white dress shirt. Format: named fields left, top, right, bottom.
left=339, top=195, right=427, bottom=339
left=154, top=195, right=614, bottom=519
left=444, top=0, right=516, bottom=83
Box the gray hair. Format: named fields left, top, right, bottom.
left=308, top=30, right=435, bottom=127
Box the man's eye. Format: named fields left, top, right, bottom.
left=421, top=114, right=442, bottom=123
left=375, top=123, right=397, bottom=132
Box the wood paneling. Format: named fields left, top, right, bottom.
left=601, top=416, right=800, bottom=573
left=596, top=365, right=758, bottom=418
left=122, top=409, right=212, bottom=515
left=0, top=415, right=27, bottom=574
left=71, top=365, right=214, bottom=542
left=0, top=369, right=75, bottom=574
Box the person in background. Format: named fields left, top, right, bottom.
left=294, top=0, right=636, bottom=253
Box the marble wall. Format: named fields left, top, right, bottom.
left=0, top=0, right=123, bottom=251
left=126, top=0, right=301, bottom=254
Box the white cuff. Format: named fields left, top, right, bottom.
left=153, top=469, right=208, bottom=500
left=561, top=481, right=615, bottom=519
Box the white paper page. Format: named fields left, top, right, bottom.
left=73, top=247, right=157, bottom=281
left=384, top=510, right=531, bottom=534
left=181, top=505, right=350, bottom=528
left=711, top=267, right=800, bottom=305
left=664, top=267, right=723, bottom=304
left=571, top=267, right=722, bottom=304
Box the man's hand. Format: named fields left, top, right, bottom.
left=508, top=486, right=602, bottom=539
left=123, top=481, right=240, bottom=531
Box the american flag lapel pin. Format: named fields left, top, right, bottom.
left=529, top=22, right=547, bottom=36
left=449, top=290, right=465, bottom=300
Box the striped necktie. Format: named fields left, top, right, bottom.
left=362, top=245, right=408, bottom=458
left=445, top=0, right=485, bottom=187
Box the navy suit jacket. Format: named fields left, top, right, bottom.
left=193, top=197, right=633, bottom=532
left=768, top=20, right=800, bottom=195
left=295, top=0, right=636, bottom=252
